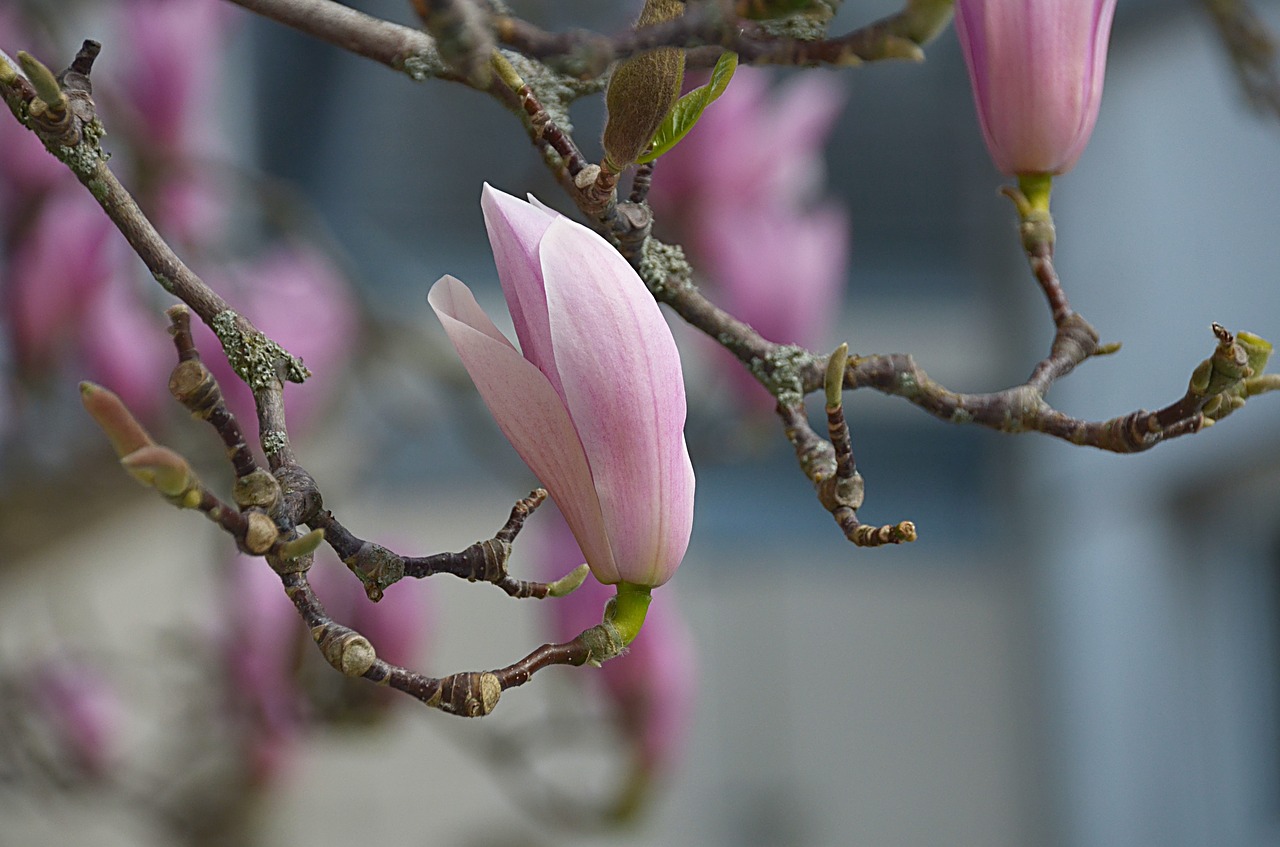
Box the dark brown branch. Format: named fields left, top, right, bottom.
left=308, top=489, right=584, bottom=601
left=279, top=567, right=619, bottom=717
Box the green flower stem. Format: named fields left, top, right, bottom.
left=605, top=582, right=653, bottom=646
left=1017, top=172, right=1053, bottom=214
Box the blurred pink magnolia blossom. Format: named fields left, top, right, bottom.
left=650, top=67, right=850, bottom=411
left=653, top=67, right=846, bottom=232
left=114, top=0, right=234, bottom=154
left=431, top=186, right=695, bottom=589
left=30, top=662, right=122, bottom=779
left=539, top=508, right=697, bottom=776
left=193, top=245, right=360, bottom=434
left=225, top=554, right=307, bottom=782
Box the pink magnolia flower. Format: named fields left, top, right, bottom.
left=225, top=554, right=307, bottom=782
left=954, top=0, right=1119, bottom=176
left=192, top=244, right=360, bottom=434
left=430, top=185, right=695, bottom=589
left=650, top=67, right=850, bottom=414
left=30, top=662, right=122, bottom=779
left=79, top=275, right=173, bottom=421
left=698, top=203, right=849, bottom=410
left=5, top=188, right=126, bottom=369
left=115, top=0, right=233, bottom=153
left=651, top=66, right=846, bottom=235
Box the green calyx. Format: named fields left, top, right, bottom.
left=604, top=582, right=653, bottom=646
left=1016, top=172, right=1053, bottom=215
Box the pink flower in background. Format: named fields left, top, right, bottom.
left=539, top=508, right=697, bottom=776
left=0, top=10, right=70, bottom=214
left=650, top=67, right=850, bottom=413
left=193, top=245, right=360, bottom=434
left=954, top=0, right=1118, bottom=176
left=31, top=663, right=122, bottom=779
left=225, top=555, right=306, bottom=782
left=652, top=67, right=846, bottom=235
left=699, top=203, right=849, bottom=410
left=79, top=275, right=173, bottom=421
left=5, top=189, right=126, bottom=369
left=430, top=185, right=695, bottom=589
left=115, top=0, right=234, bottom=153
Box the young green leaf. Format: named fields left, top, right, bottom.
left=636, top=51, right=738, bottom=164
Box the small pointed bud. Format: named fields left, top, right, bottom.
left=120, top=445, right=195, bottom=499
left=602, top=0, right=686, bottom=170
left=16, top=50, right=65, bottom=113
left=825, top=343, right=848, bottom=410
left=275, top=528, right=325, bottom=562
left=1237, top=331, right=1273, bottom=376
left=81, top=382, right=155, bottom=458
left=547, top=563, right=590, bottom=597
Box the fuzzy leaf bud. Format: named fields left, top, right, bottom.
left=602, top=0, right=686, bottom=171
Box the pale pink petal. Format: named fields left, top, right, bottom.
left=539, top=219, right=695, bottom=587
left=429, top=274, right=616, bottom=579
left=480, top=184, right=564, bottom=398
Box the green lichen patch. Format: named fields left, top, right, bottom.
left=210, top=310, right=310, bottom=391
left=400, top=51, right=447, bottom=82
left=261, top=430, right=290, bottom=456
left=749, top=344, right=813, bottom=407
left=638, top=238, right=691, bottom=298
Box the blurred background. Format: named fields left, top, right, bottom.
left=2, top=1, right=1280, bottom=845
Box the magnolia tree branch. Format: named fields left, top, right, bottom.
left=0, top=40, right=629, bottom=718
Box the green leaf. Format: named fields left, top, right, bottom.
left=636, top=51, right=738, bottom=164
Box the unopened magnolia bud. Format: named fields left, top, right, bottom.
left=273, top=528, right=324, bottom=565
left=602, top=0, right=686, bottom=170
left=81, top=382, right=155, bottom=458
left=16, top=51, right=65, bottom=114
left=547, top=563, right=590, bottom=597
left=121, top=445, right=196, bottom=501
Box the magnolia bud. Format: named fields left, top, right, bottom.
left=602, top=0, right=686, bottom=170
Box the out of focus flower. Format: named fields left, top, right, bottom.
left=193, top=245, right=360, bottom=434
left=5, top=189, right=128, bottom=369
left=430, top=185, right=695, bottom=590
left=225, top=555, right=306, bottom=783
left=30, top=662, right=121, bottom=779
left=540, top=508, right=697, bottom=802
left=953, top=0, right=1118, bottom=176
left=115, top=0, right=233, bottom=153
left=652, top=67, right=846, bottom=233
left=650, top=67, right=850, bottom=412
left=79, top=275, right=173, bottom=421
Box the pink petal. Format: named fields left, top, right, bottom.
left=428, top=275, right=616, bottom=579
left=539, top=219, right=695, bottom=587
left=480, top=184, right=564, bottom=399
